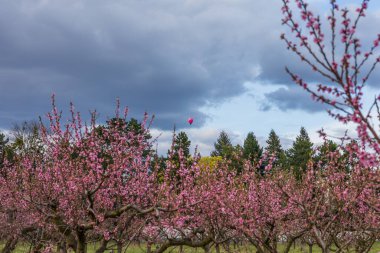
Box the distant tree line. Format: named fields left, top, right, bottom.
left=208, top=127, right=340, bottom=180
left=0, top=121, right=345, bottom=183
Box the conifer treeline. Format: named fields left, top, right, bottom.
left=166, top=127, right=327, bottom=179
left=210, top=127, right=318, bottom=178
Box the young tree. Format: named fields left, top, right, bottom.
left=287, top=127, right=313, bottom=180
left=281, top=0, right=380, bottom=167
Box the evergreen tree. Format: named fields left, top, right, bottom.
left=106, top=117, right=152, bottom=157
left=264, top=129, right=285, bottom=168
left=232, top=144, right=244, bottom=174
left=0, top=132, right=8, bottom=152
left=167, top=131, right=192, bottom=167
left=243, top=132, right=262, bottom=164
left=167, top=131, right=192, bottom=183
left=341, top=140, right=360, bottom=173
left=287, top=127, right=314, bottom=180
left=126, top=118, right=152, bottom=140
left=173, top=131, right=191, bottom=158
left=107, top=117, right=152, bottom=142
left=313, top=140, right=338, bottom=170
left=211, top=131, right=233, bottom=158
left=0, top=132, right=9, bottom=168
left=234, top=144, right=243, bottom=154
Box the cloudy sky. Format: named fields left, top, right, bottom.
left=0, top=0, right=379, bottom=155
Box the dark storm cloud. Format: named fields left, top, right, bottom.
left=0, top=1, right=378, bottom=128
left=0, top=0, right=283, bottom=130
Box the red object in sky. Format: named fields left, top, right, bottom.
left=187, top=117, right=194, bottom=125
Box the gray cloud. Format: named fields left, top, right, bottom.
left=0, top=0, right=378, bottom=129
left=0, top=0, right=282, bottom=130
left=264, top=86, right=327, bottom=112
left=257, top=3, right=380, bottom=87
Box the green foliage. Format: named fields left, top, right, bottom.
left=0, top=133, right=8, bottom=146
left=151, top=153, right=167, bottom=182
left=313, top=140, right=358, bottom=174
left=10, top=121, right=42, bottom=156
left=2, top=241, right=380, bottom=253
left=0, top=132, right=10, bottom=168
left=243, top=132, right=262, bottom=164
left=168, top=131, right=192, bottom=170
left=265, top=130, right=283, bottom=155
left=231, top=144, right=244, bottom=173
left=151, top=131, right=192, bottom=183
left=106, top=117, right=153, bottom=156
left=173, top=131, right=191, bottom=158
left=211, top=131, right=233, bottom=158
left=211, top=131, right=245, bottom=173
left=287, top=127, right=313, bottom=180
left=313, top=140, right=338, bottom=170
left=165, top=131, right=193, bottom=182
left=126, top=118, right=152, bottom=140
left=264, top=129, right=285, bottom=168
left=91, top=117, right=154, bottom=172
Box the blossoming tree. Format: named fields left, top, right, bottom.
left=0, top=97, right=204, bottom=253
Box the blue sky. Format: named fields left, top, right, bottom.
left=0, top=0, right=379, bottom=155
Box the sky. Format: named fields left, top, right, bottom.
left=0, top=0, right=379, bottom=155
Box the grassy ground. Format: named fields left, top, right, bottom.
left=2, top=241, right=380, bottom=253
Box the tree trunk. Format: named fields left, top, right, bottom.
left=76, top=230, right=87, bottom=253
left=308, top=244, right=312, bottom=253
left=32, top=243, right=43, bottom=253
left=117, top=241, right=123, bottom=253
left=95, top=239, right=108, bottom=253
left=202, top=244, right=211, bottom=253
left=321, top=247, right=329, bottom=253
left=147, top=242, right=152, bottom=253
left=215, top=244, right=220, bottom=253
left=223, top=242, right=232, bottom=253
left=179, top=245, right=184, bottom=253
left=58, top=242, right=68, bottom=253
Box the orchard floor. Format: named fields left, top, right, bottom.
left=2, top=242, right=380, bottom=253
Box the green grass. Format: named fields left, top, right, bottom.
left=0, top=243, right=31, bottom=253
left=2, top=241, right=380, bottom=253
